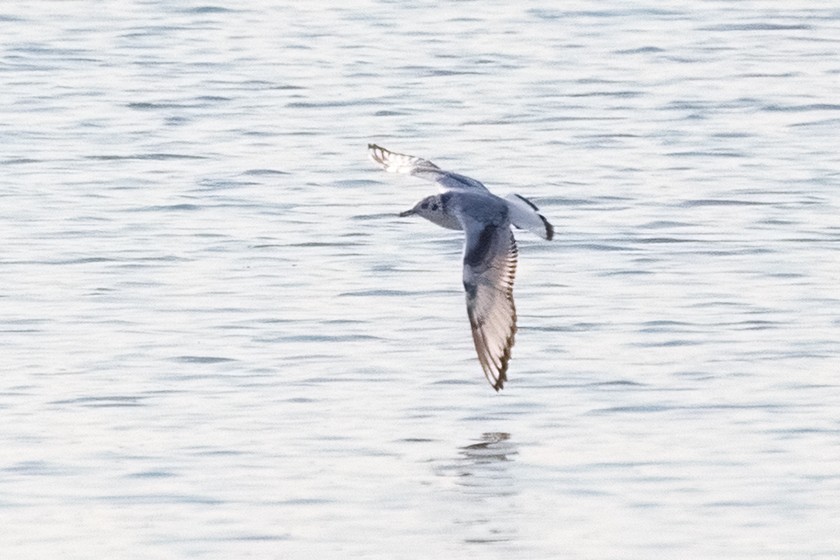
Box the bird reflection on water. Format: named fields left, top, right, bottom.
left=434, top=432, right=519, bottom=545
left=460, top=432, right=517, bottom=465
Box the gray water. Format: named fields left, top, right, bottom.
left=2, top=2, right=839, bottom=558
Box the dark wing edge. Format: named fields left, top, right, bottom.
left=463, top=226, right=518, bottom=391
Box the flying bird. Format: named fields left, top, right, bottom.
left=368, top=144, right=553, bottom=391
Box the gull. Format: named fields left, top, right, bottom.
left=368, top=144, right=553, bottom=391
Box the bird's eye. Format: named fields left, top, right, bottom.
left=431, top=204, right=438, bottom=211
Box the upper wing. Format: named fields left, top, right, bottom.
left=504, top=193, right=554, bottom=241
left=460, top=215, right=518, bottom=391
left=368, top=144, right=490, bottom=193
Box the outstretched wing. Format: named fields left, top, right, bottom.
left=368, top=144, right=490, bottom=193
left=460, top=218, right=518, bottom=391
left=504, top=193, right=554, bottom=241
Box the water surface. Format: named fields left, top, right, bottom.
left=1, top=2, right=838, bottom=558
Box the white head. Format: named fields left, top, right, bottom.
left=399, top=194, right=461, bottom=230
left=399, top=195, right=443, bottom=218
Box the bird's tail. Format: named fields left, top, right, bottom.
left=504, top=193, right=554, bottom=241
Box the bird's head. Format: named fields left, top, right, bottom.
left=399, top=195, right=443, bottom=219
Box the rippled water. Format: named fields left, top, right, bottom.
left=2, top=2, right=839, bottom=558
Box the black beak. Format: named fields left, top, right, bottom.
left=398, top=208, right=416, bottom=217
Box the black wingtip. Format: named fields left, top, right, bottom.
left=369, top=144, right=387, bottom=166
left=542, top=215, right=554, bottom=241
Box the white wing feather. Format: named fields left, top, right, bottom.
left=460, top=214, right=518, bottom=391
left=504, top=193, right=554, bottom=240
left=368, top=144, right=490, bottom=193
